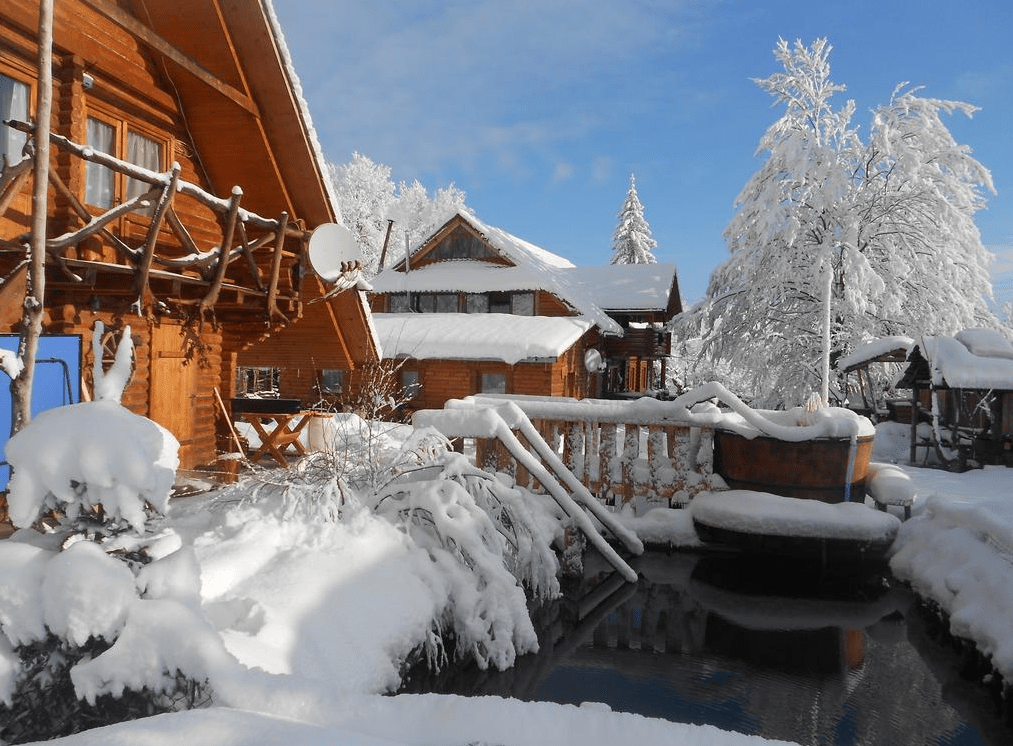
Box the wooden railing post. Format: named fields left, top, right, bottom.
left=200, top=186, right=242, bottom=314
left=134, top=162, right=180, bottom=313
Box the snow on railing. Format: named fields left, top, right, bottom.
left=419, top=383, right=874, bottom=514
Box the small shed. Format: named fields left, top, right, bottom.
left=836, top=336, right=914, bottom=420
left=898, top=329, right=1013, bottom=468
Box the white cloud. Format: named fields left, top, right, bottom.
left=272, top=0, right=710, bottom=181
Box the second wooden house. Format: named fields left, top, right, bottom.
left=368, top=211, right=682, bottom=416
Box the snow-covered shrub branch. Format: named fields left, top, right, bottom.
left=369, top=450, right=560, bottom=671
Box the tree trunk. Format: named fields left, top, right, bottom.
left=10, top=0, right=54, bottom=435
left=819, top=249, right=833, bottom=406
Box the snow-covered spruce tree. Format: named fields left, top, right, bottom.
left=0, top=324, right=214, bottom=743
left=610, top=174, right=657, bottom=265
left=331, top=152, right=467, bottom=277
left=681, top=38, right=999, bottom=408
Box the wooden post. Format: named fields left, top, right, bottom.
left=11, top=0, right=54, bottom=435
left=134, top=162, right=180, bottom=313
left=266, top=211, right=289, bottom=322
left=200, top=186, right=242, bottom=313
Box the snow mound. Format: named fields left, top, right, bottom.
left=4, top=400, right=179, bottom=532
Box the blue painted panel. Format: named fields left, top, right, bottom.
left=0, top=334, right=82, bottom=490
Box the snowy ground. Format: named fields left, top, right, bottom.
left=3, top=415, right=1013, bottom=745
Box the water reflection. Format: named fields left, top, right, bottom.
left=399, top=551, right=1008, bottom=745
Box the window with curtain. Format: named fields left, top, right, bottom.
left=125, top=130, right=161, bottom=214
left=0, top=73, right=29, bottom=167
left=84, top=117, right=115, bottom=208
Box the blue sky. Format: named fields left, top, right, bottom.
left=272, top=0, right=1012, bottom=304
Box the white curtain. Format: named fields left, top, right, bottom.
left=0, top=74, right=29, bottom=166
left=85, top=117, right=115, bottom=208
left=125, top=130, right=161, bottom=204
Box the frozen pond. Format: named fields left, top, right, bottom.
left=400, top=550, right=1012, bottom=746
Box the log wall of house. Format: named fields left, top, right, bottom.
left=1, top=1, right=322, bottom=475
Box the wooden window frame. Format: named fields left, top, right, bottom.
left=83, top=101, right=170, bottom=224
left=0, top=60, right=35, bottom=167
left=480, top=371, right=508, bottom=395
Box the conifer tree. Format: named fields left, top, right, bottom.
left=610, top=174, right=657, bottom=265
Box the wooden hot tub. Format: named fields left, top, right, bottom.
left=713, top=429, right=875, bottom=503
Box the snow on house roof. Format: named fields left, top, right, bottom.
left=372, top=313, right=594, bottom=365
left=262, top=0, right=343, bottom=222
left=371, top=263, right=546, bottom=295
left=837, top=336, right=915, bottom=372
left=454, top=211, right=575, bottom=271
left=562, top=263, right=678, bottom=312
left=919, top=329, right=1013, bottom=389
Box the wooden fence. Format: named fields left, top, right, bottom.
left=456, top=396, right=725, bottom=510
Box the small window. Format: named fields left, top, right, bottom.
left=0, top=73, right=29, bottom=166
left=481, top=372, right=506, bottom=394
left=401, top=369, right=421, bottom=400
left=319, top=368, right=344, bottom=394
left=236, top=366, right=280, bottom=398
left=389, top=293, right=410, bottom=312
left=85, top=117, right=116, bottom=208
left=489, top=292, right=511, bottom=314
left=435, top=293, right=458, bottom=312
left=126, top=130, right=162, bottom=214
left=512, top=292, right=534, bottom=315
left=465, top=293, right=488, bottom=313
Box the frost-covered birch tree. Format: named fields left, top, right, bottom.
left=331, top=152, right=467, bottom=276
left=610, top=174, right=657, bottom=265
left=683, top=38, right=999, bottom=408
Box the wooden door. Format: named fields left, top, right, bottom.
left=148, top=323, right=199, bottom=467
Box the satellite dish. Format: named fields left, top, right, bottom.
left=584, top=348, right=604, bottom=373
left=308, top=223, right=361, bottom=282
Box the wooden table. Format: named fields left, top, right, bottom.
left=238, top=410, right=329, bottom=467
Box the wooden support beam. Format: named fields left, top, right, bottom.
left=238, top=221, right=265, bottom=291
left=45, top=167, right=137, bottom=260
left=200, top=186, right=243, bottom=314
left=80, top=0, right=259, bottom=116
left=134, top=162, right=181, bottom=314
left=266, top=210, right=289, bottom=322
left=0, top=159, right=33, bottom=217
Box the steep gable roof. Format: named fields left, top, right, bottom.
left=378, top=211, right=622, bottom=335
left=109, top=0, right=337, bottom=225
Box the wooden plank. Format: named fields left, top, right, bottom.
left=80, top=0, right=259, bottom=116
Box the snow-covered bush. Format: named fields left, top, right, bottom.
left=370, top=450, right=561, bottom=672
left=0, top=326, right=221, bottom=742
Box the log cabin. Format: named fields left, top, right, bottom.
left=0, top=0, right=376, bottom=481
left=368, top=211, right=682, bottom=416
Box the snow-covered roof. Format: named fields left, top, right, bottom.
left=917, top=328, right=1013, bottom=389
left=837, top=336, right=914, bottom=372
left=372, top=313, right=594, bottom=364
left=562, top=263, right=679, bottom=312
left=381, top=212, right=690, bottom=336
left=447, top=211, right=575, bottom=271
left=371, top=263, right=546, bottom=295
left=262, top=0, right=342, bottom=222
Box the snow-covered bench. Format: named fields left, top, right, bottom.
left=866, top=462, right=916, bottom=520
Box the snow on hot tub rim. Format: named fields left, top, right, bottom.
left=690, top=489, right=901, bottom=542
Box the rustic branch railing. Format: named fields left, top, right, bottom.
left=425, top=395, right=725, bottom=512
left=0, top=119, right=308, bottom=318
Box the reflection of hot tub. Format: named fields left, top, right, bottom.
left=713, top=429, right=875, bottom=503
